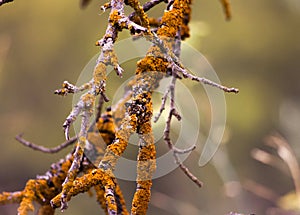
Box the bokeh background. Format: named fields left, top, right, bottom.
left=1, top=0, right=300, bottom=214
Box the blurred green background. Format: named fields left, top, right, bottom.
left=1, top=0, right=300, bottom=214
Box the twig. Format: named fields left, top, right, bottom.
left=162, top=74, right=203, bottom=188
left=164, top=107, right=203, bottom=188
left=128, top=0, right=165, bottom=20
left=15, top=134, right=77, bottom=153
left=60, top=94, right=94, bottom=210
left=62, top=94, right=92, bottom=140
left=159, top=25, right=203, bottom=187
left=265, top=134, right=300, bottom=205
left=251, top=148, right=290, bottom=176
left=153, top=87, right=170, bottom=123
left=54, top=81, right=92, bottom=96
left=149, top=32, right=239, bottom=93
left=171, top=62, right=239, bottom=93
left=243, top=179, right=279, bottom=203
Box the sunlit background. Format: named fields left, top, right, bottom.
left=1, top=0, right=300, bottom=214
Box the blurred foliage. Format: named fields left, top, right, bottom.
left=0, top=0, right=300, bottom=214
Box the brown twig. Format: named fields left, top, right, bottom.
left=172, top=62, right=239, bottom=93
left=162, top=71, right=203, bottom=188
left=164, top=105, right=203, bottom=188
left=153, top=86, right=170, bottom=123
left=149, top=32, right=239, bottom=93
left=156, top=27, right=203, bottom=188
left=265, top=134, right=300, bottom=205
left=15, top=134, right=77, bottom=153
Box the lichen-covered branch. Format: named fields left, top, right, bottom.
left=0, top=105, right=127, bottom=215
left=0, top=153, right=74, bottom=215
left=1, top=0, right=238, bottom=214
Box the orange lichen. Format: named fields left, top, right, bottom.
left=0, top=153, right=74, bottom=215
left=0, top=191, right=22, bottom=205
left=158, top=0, right=191, bottom=38
left=131, top=180, right=152, bottom=215
left=109, top=9, right=122, bottom=27
left=125, top=0, right=150, bottom=30
left=0, top=0, right=217, bottom=214
left=1, top=97, right=130, bottom=214
left=181, top=0, right=192, bottom=40
left=51, top=169, right=116, bottom=208
left=220, top=0, right=232, bottom=20
left=93, top=62, right=107, bottom=89
left=136, top=56, right=168, bottom=74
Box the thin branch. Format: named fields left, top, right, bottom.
left=15, top=134, right=77, bottom=153
left=164, top=108, right=203, bottom=188
left=149, top=32, right=239, bottom=93
left=101, top=2, right=112, bottom=11
left=128, top=0, right=165, bottom=20
left=243, top=179, right=279, bottom=203
left=62, top=95, right=86, bottom=140
left=162, top=75, right=203, bottom=188
left=60, top=94, right=94, bottom=210
left=251, top=148, right=290, bottom=176
left=54, top=81, right=92, bottom=96
left=172, top=62, right=239, bottom=93
left=154, top=27, right=203, bottom=188
left=153, top=87, right=170, bottom=123
left=265, top=134, right=300, bottom=205
left=174, top=144, right=196, bottom=154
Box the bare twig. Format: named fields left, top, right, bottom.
left=162, top=74, right=203, bottom=188
left=243, top=179, right=279, bottom=203
left=153, top=87, right=170, bottom=123
left=149, top=32, right=239, bottom=93
left=15, top=134, right=77, bottom=153
left=265, top=134, right=300, bottom=205
left=251, top=148, right=290, bottom=176
left=174, top=63, right=239, bottom=93
left=164, top=107, right=203, bottom=188
left=162, top=26, right=202, bottom=186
